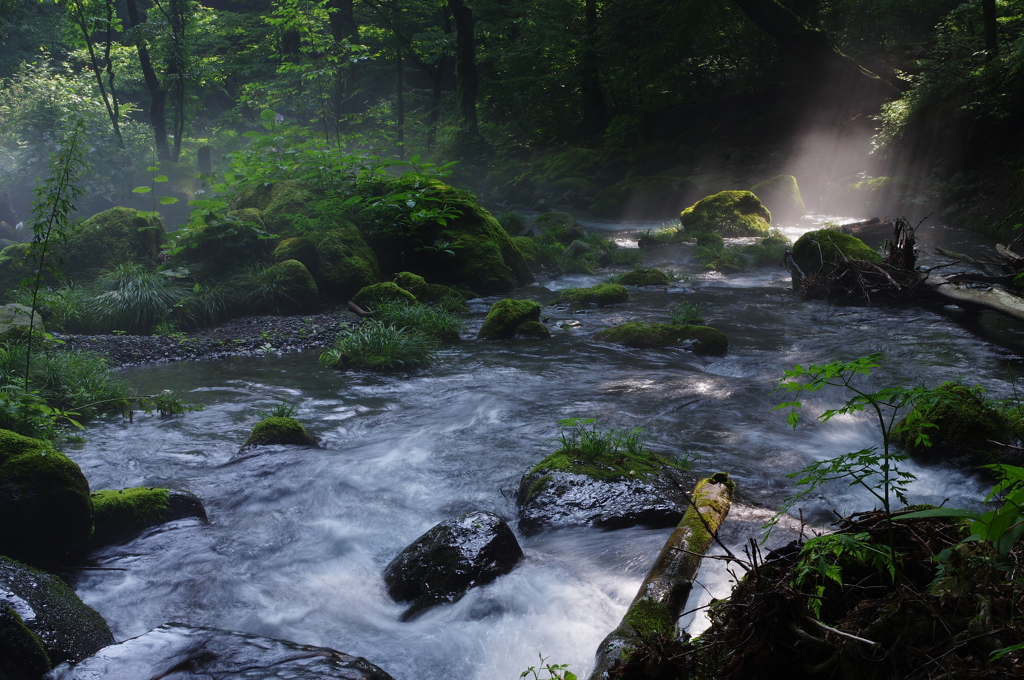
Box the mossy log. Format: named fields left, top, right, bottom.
left=587, top=473, right=734, bottom=680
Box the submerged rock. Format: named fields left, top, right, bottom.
left=89, top=487, right=207, bottom=548
left=43, top=623, right=396, bottom=680
left=517, top=455, right=692, bottom=536
left=0, top=430, right=93, bottom=566
left=593, top=322, right=728, bottom=355
left=680, top=191, right=771, bottom=236
left=240, top=417, right=319, bottom=452
left=478, top=299, right=542, bottom=340
left=383, top=510, right=523, bottom=621
left=0, top=556, right=114, bottom=671
left=515, top=320, right=552, bottom=339
left=618, top=268, right=671, bottom=287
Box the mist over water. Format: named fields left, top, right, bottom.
left=65, top=216, right=1019, bottom=679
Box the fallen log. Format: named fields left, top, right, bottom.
left=587, top=473, right=735, bottom=680
left=922, top=273, right=1024, bottom=322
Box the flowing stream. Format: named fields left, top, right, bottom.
left=65, top=215, right=1024, bottom=679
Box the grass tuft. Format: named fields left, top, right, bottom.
left=319, top=322, right=439, bottom=371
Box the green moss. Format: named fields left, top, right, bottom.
left=90, top=487, right=171, bottom=546
left=54, top=207, right=164, bottom=279
left=558, top=283, right=629, bottom=306
left=0, top=604, right=51, bottom=678
left=421, top=284, right=471, bottom=311
left=0, top=429, right=92, bottom=565
left=273, top=236, right=320, bottom=273
left=624, top=598, right=677, bottom=637
left=241, top=417, right=318, bottom=450
left=352, top=281, right=419, bottom=309
left=893, top=383, right=1018, bottom=463
left=637, top=227, right=687, bottom=248
left=529, top=446, right=685, bottom=481
left=751, top=175, right=806, bottom=221
left=618, top=269, right=671, bottom=286
left=593, top=322, right=728, bottom=356
left=791, top=228, right=882, bottom=274
left=394, top=271, right=428, bottom=299
left=399, top=184, right=533, bottom=294
left=680, top=191, right=771, bottom=236
left=478, top=299, right=542, bottom=340
left=260, top=259, right=319, bottom=314
left=511, top=236, right=555, bottom=270
left=515, top=320, right=551, bottom=339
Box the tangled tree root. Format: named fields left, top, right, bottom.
left=612, top=510, right=1024, bottom=679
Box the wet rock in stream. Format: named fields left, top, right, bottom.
left=42, top=623, right=396, bottom=680
left=383, top=510, right=523, bottom=621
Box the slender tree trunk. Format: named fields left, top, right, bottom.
left=983, top=0, right=998, bottom=59
left=328, top=0, right=361, bottom=127
left=66, top=0, right=124, bottom=148
left=396, top=50, right=405, bottom=159
left=448, top=0, right=478, bottom=136
left=125, top=0, right=170, bottom=161
left=580, top=0, right=608, bottom=139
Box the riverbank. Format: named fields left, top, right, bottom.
left=55, top=308, right=359, bottom=367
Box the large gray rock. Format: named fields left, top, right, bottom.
left=383, top=510, right=523, bottom=621
left=43, top=624, right=396, bottom=680
left=0, top=303, right=43, bottom=338
left=0, top=556, right=114, bottom=672
left=517, top=467, right=692, bottom=536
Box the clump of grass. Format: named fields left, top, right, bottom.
left=229, top=263, right=297, bottom=315
left=82, top=263, right=191, bottom=335
left=176, top=281, right=239, bottom=328
left=257, top=399, right=297, bottom=419
left=669, top=300, right=709, bottom=325
left=373, top=299, right=465, bottom=342
left=319, top=322, right=438, bottom=371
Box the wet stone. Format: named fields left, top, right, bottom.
left=516, top=469, right=692, bottom=536
left=43, top=623, right=396, bottom=680
left=383, top=510, right=523, bottom=621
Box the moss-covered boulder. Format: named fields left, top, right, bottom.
left=618, top=269, right=671, bottom=286
left=791, top=229, right=882, bottom=275
left=89, top=487, right=207, bottom=548
left=172, top=209, right=273, bottom=274
left=232, top=181, right=380, bottom=300
left=557, top=283, right=629, bottom=306
left=477, top=299, right=542, bottom=340
left=0, top=242, right=31, bottom=295
left=512, top=236, right=555, bottom=270
left=240, top=417, right=319, bottom=452
left=0, top=556, right=114, bottom=670
left=273, top=236, right=320, bottom=273
left=393, top=271, right=428, bottom=299
left=390, top=272, right=468, bottom=310
left=532, top=211, right=586, bottom=246
left=515, top=321, right=551, bottom=339
left=516, top=446, right=692, bottom=536
left=590, top=175, right=703, bottom=220
left=0, top=302, right=43, bottom=339
left=680, top=191, right=771, bottom=236
left=892, top=383, right=1023, bottom=467
left=383, top=510, right=523, bottom=621
left=393, top=183, right=533, bottom=295
left=352, top=281, right=419, bottom=308
left=56, top=207, right=164, bottom=277
left=0, top=430, right=92, bottom=565
left=256, top=259, right=319, bottom=315
left=751, top=175, right=806, bottom=222
left=1, top=602, right=51, bottom=679
left=593, top=322, right=728, bottom=355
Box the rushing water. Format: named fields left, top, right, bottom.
left=65, top=215, right=1024, bottom=679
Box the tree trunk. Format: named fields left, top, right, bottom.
left=328, top=0, right=362, bottom=126
left=983, top=0, right=999, bottom=59
left=587, top=473, right=735, bottom=680
left=580, top=0, right=608, bottom=139
left=66, top=0, right=124, bottom=149
left=448, top=0, right=478, bottom=136
left=396, top=51, right=405, bottom=159
left=125, top=0, right=170, bottom=161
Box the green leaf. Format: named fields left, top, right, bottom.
left=260, top=109, right=277, bottom=121
left=154, top=175, right=169, bottom=183
left=147, top=166, right=160, bottom=172
left=159, top=196, right=179, bottom=205
left=133, top=186, right=152, bottom=193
